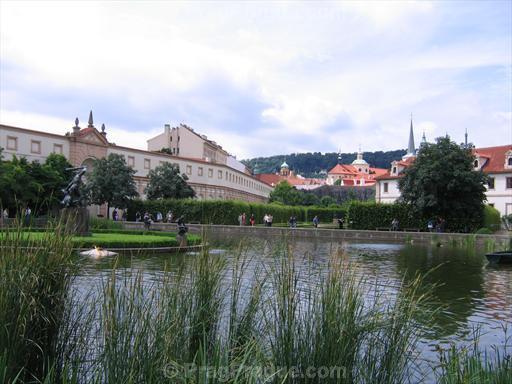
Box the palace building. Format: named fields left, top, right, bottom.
left=0, top=112, right=272, bottom=216
left=375, top=121, right=512, bottom=216
left=326, top=149, right=388, bottom=186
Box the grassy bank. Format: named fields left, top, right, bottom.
left=0, top=231, right=202, bottom=248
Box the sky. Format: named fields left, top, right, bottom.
left=1, top=0, right=511, bottom=159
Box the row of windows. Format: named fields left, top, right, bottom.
left=125, top=154, right=267, bottom=193
left=382, top=178, right=512, bottom=194
left=6, top=136, right=63, bottom=155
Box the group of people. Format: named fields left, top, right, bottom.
left=263, top=213, right=273, bottom=227
left=111, top=208, right=128, bottom=222
left=237, top=212, right=256, bottom=226
left=427, top=217, right=446, bottom=233
left=135, top=210, right=174, bottom=224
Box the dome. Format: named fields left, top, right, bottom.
left=281, top=161, right=289, bottom=168
left=351, top=158, right=368, bottom=165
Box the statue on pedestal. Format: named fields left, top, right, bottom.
left=60, top=166, right=90, bottom=236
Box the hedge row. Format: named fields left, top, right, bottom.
left=346, top=202, right=422, bottom=230
left=346, top=201, right=486, bottom=232
left=127, top=199, right=347, bottom=225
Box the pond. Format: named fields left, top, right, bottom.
left=75, top=236, right=512, bottom=381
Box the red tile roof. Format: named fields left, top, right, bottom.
left=473, top=145, right=512, bottom=174
left=254, top=173, right=325, bottom=187
left=376, top=144, right=512, bottom=180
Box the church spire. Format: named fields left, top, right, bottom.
left=407, top=114, right=415, bottom=156
left=88, top=110, right=94, bottom=128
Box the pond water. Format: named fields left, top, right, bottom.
left=76, top=237, right=512, bottom=380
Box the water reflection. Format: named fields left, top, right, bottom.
left=77, top=238, right=512, bottom=362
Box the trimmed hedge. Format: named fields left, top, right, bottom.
left=127, top=199, right=347, bottom=225
left=346, top=202, right=421, bottom=230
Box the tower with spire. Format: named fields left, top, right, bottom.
left=402, top=115, right=416, bottom=160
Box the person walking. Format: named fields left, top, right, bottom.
left=312, top=215, right=319, bottom=228
left=268, top=214, right=273, bottom=227
left=112, top=208, right=118, bottom=221
left=166, top=210, right=173, bottom=223
left=242, top=212, right=246, bottom=226
left=249, top=214, right=255, bottom=226
left=143, top=212, right=151, bottom=230
left=135, top=211, right=141, bottom=222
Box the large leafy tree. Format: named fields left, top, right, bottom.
left=0, top=152, right=72, bottom=214
left=398, top=136, right=487, bottom=231
left=145, top=162, right=195, bottom=199
left=87, top=154, right=139, bottom=212
left=269, top=181, right=303, bottom=206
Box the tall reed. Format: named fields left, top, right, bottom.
left=0, top=220, right=78, bottom=382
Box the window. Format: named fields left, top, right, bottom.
left=144, top=159, right=151, bottom=169
left=53, top=144, right=63, bottom=154
left=218, top=170, right=222, bottom=179
left=508, top=157, right=512, bottom=166
left=487, top=177, right=495, bottom=190
left=392, top=166, right=397, bottom=174
left=186, top=165, right=192, bottom=175
left=473, top=160, right=479, bottom=168
left=383, top=182, right=389, bottom=193
left=208, top=168, right=213, bottom=178
left=31, top=140, right=41, bottom=154
left=176, top=148, right=179, bottom=155
left=177, top=136, right=180, bottom=142
left=170, top=136, right=172, bottom=142
left=507, top=177, right=512, bottom=189
left=198, top=167, right=203, bottom=176
left=6, top=136, right=17, bottom=150
left=489, top=203, right=495, bottom=207
left=128, top=156, right=135, bottom=167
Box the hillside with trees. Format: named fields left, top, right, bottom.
left=243, top=149, right=406, bottom=177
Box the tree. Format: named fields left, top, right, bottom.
left=145, top=162, right=195, bottom=199
left=398, top=136, right=487, bottom=232
left=87, top=154, right=139, bottom=213
left=0, top=152, right=72, bottom=215
left=269, top=181, right=303, bottom=206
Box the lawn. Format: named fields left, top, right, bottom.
left=1, top=231, right=202, bottom=248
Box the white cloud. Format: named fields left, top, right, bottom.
left=1, top=1, right=510, bottom=158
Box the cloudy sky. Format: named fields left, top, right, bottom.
left=1, top=0, right=511, bottom=159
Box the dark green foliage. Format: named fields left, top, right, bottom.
left=244, top=149, right=405, bottom=177
left=475, top=227, right=493, bottom=235
left=398, top=137, right=487, bottom=233
left=482, top=205, right=501, bottom=232
left=86, top=153, right=139, bottom=212
left=127, top=198, right=347, bottom=225
left=347, top=201, right=422, bottom=230
left=269, top=181, right=304, bottom=205
left=145, top=162, right=195, bottom=199
left=306, top=185, right=375, bottom=204
left=0, top=153, right=72, bottom=215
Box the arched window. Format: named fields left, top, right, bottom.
left=392, top=166, right=397, bottom=174
left=473, top=160, right=479, bottom=168
left=508, top=157, right=512, bottom=166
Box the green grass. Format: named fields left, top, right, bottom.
left=0, top=231, right=202, bottom=248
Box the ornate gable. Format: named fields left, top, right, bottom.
left=77, top=128, right=109, bottom=146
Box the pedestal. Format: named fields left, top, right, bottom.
left=60, top=207, right=90, bottom=236
left=176, top=234, right=188, bottom=247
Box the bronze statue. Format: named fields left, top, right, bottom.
left=61, top=166, right=87, bottom=208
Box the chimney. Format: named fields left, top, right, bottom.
left=164, top=124, right=171, bottom=134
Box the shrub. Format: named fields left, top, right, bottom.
left=482, top=205, right=501, bottom=232
left=475, top=227, right=493, bottom=235
left=346, top=201, right=422, bottom=230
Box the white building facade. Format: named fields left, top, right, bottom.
left=1, top=113, right=272, bottom=216
left=375, top=145, right=512, bottom=217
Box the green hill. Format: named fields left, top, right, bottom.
left=243, top=149, right=406, bottom=177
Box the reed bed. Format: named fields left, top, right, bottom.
left=1, top=227, right=510, bottom=383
